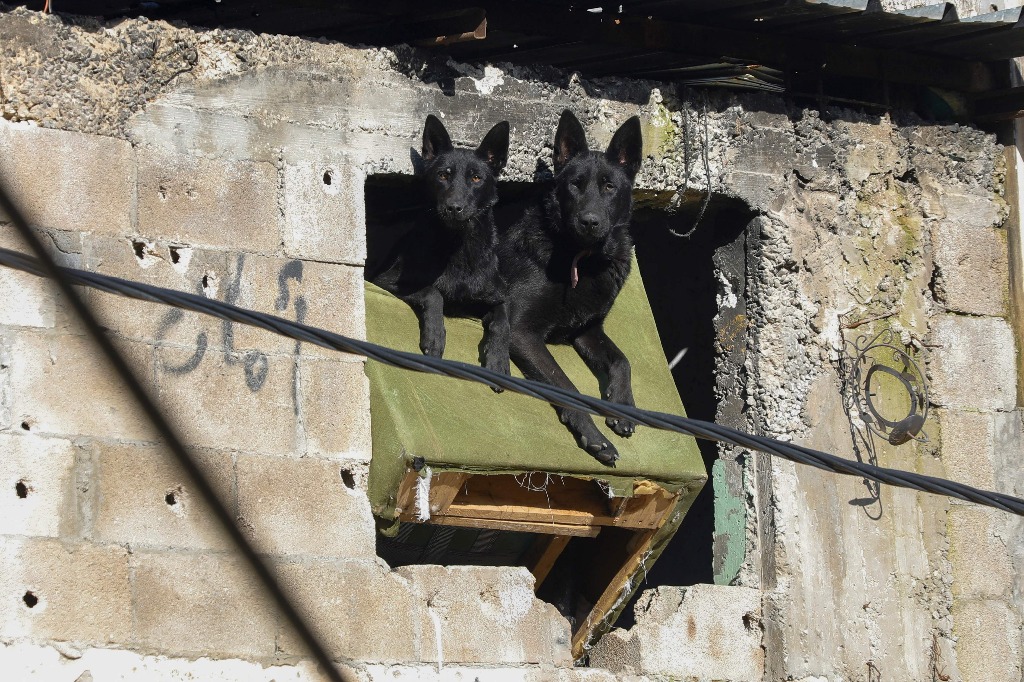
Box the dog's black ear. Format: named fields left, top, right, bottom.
left=605, top=116, right=643, bottom=182
left=476, top=121, right=510, bottom=175
left=422, top=115, right=454, bottom=162
left=553, top=110, right=589, bottom=173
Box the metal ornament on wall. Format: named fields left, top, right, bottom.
left=843, top=328, right=930, bottom=446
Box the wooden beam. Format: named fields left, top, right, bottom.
left=522, top=535, right=572, bottom=588
left=434, top=474, right=676, bottom=530
left=427, top=515, right=601, bottom=537
left=395, top=470, right=470, bottom=519
left=571, top=528, right=658, bottom=660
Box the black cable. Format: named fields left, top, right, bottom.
left=1, top=244, right=1022, bottom=517
left=0, top=184, right=354, bottom=682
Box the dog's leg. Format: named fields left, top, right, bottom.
left=405, top=287, right=446, bottom=357
left=481, top=302, right=510, bottom=392
left=572, top=326, right=636, bottom=437
left=511, top=332, right=619, bottom=466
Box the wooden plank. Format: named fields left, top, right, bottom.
left=522, top=535, right=572, bottom=588
left=571, top=529, right=658, bottom=660
left=427, top=515, right=601, bottom=537
left=396, top=470, right=471, bottom=520
left=429, top=472, right=471, bottom=514
left=612, top=480, right=680, bottom=529
left=439, top=475, right=670, bottom=530
left=397, top=472, right=677, bottom=534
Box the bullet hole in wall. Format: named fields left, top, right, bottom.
left=16, top=480, right=28, bottom=499
left=341, top=469, right=356, bottom=490
left=165, top=490, right=178, bottom=506
left=323, top=169, right=334, bottom=186
left=20, top=420, right=31, bottom=431
left=169, top=246, right=181, bottom=265
left=23, top=591, right=38, bottom=608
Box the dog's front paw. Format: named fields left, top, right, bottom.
left=607, top=417, right=636, bottom=438
left=579, top=434, right=619, bottom=467
left=483, top=356, right=511, bottom=393
left=419, top=331, right=446, bottom=358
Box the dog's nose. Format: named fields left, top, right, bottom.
left=579, top=213, right=601, bottom=232
left=447, top=203, right=465, bottom=216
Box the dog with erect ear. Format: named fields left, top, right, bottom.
left=367, top=115, right=511, bottom=385
left=487, top=109, right=643, bottom=465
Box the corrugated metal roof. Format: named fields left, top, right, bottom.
left=17, top=1, right=1024, bottom=116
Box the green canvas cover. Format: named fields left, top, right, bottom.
left=364, top=258, right=707, bottom=522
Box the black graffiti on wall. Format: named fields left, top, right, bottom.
left=155, top=254, right=307, bottom=393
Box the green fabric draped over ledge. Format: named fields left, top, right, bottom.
left=364, top=257, right=707, bottom=524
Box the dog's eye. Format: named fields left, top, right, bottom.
left=572, top=178, right=584, bottom=189
left=438, top=170, right=449, bottom=180
left=471, top=174, right=482, bottom=183
left=603, top=182, right=615, bottom=193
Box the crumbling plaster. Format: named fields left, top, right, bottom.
left=1, top=5, right=1022, bottom=682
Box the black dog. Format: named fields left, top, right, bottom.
left=491, top=110, right=643, bottom=465
left=368, top=115, right=510, bottom=380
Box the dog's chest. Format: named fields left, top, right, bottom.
left=535, top=270, right=622, bottom=339
left=437, top=250, right=500, bottom=302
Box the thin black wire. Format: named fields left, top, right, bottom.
left=0, top=184, right=354, bottom=682
left=2, top=244, right=1023, bottom=517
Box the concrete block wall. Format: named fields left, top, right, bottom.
left=1, top=6, right=1022, bottom=682
left=0, top=113, right=578, bottom=675
left=0, top=9, right=579, bottom=676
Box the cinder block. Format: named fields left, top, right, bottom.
left=299, top=357, right=371, bottom=460
left=931, top=222, right=1008, bottom=316
left=0, top=537, right=132, bottom=644
left=274, top=558, right=419, bottom=662
left=0, top=433, right=75, bottom=538
left=940, top=192, right=1007, bottom=230
left=287, top=258, right=366, bottom=357
left=953, top=599, right=1021, bottom=682
left=282, top=158, right=366, bottom=265
left=397, top=565, right=572, bottom=666
left=949, top=506, right=1013, bottom=600
left=840, top=121, right=906, bottom=185
left=361, top=665, right=537, bottom=681
left=82, top=234, right=229, bottom=347
left=155, top=344, right=297, bottom=455
left=0, top=640, right=323, bottom=681
left=0, top=121, right=134, bottom=235
left=589, top=584, right=763, bottom=681
left=133, top=550, right=278, bottom=658
left=357, top=666, right=617, bottom=682
left=137, top=147, right=281, bottom=253
left=8, top=330, right=159, bottom=441
left=235, top=454, right=375, bottom=557
left=0, top=226, right=57, bottom=329
left=214, top=253, right=366, bottom=359
left=938, top=410, right=995, bottom=491
left=93, top=442, right=234, bottom=550
left=992, top=410, right=1024, bottom=487
left=929, top=315, right=1018, bottom=411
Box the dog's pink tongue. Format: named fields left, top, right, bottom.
left=570, top=250, right=591, bottom=289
